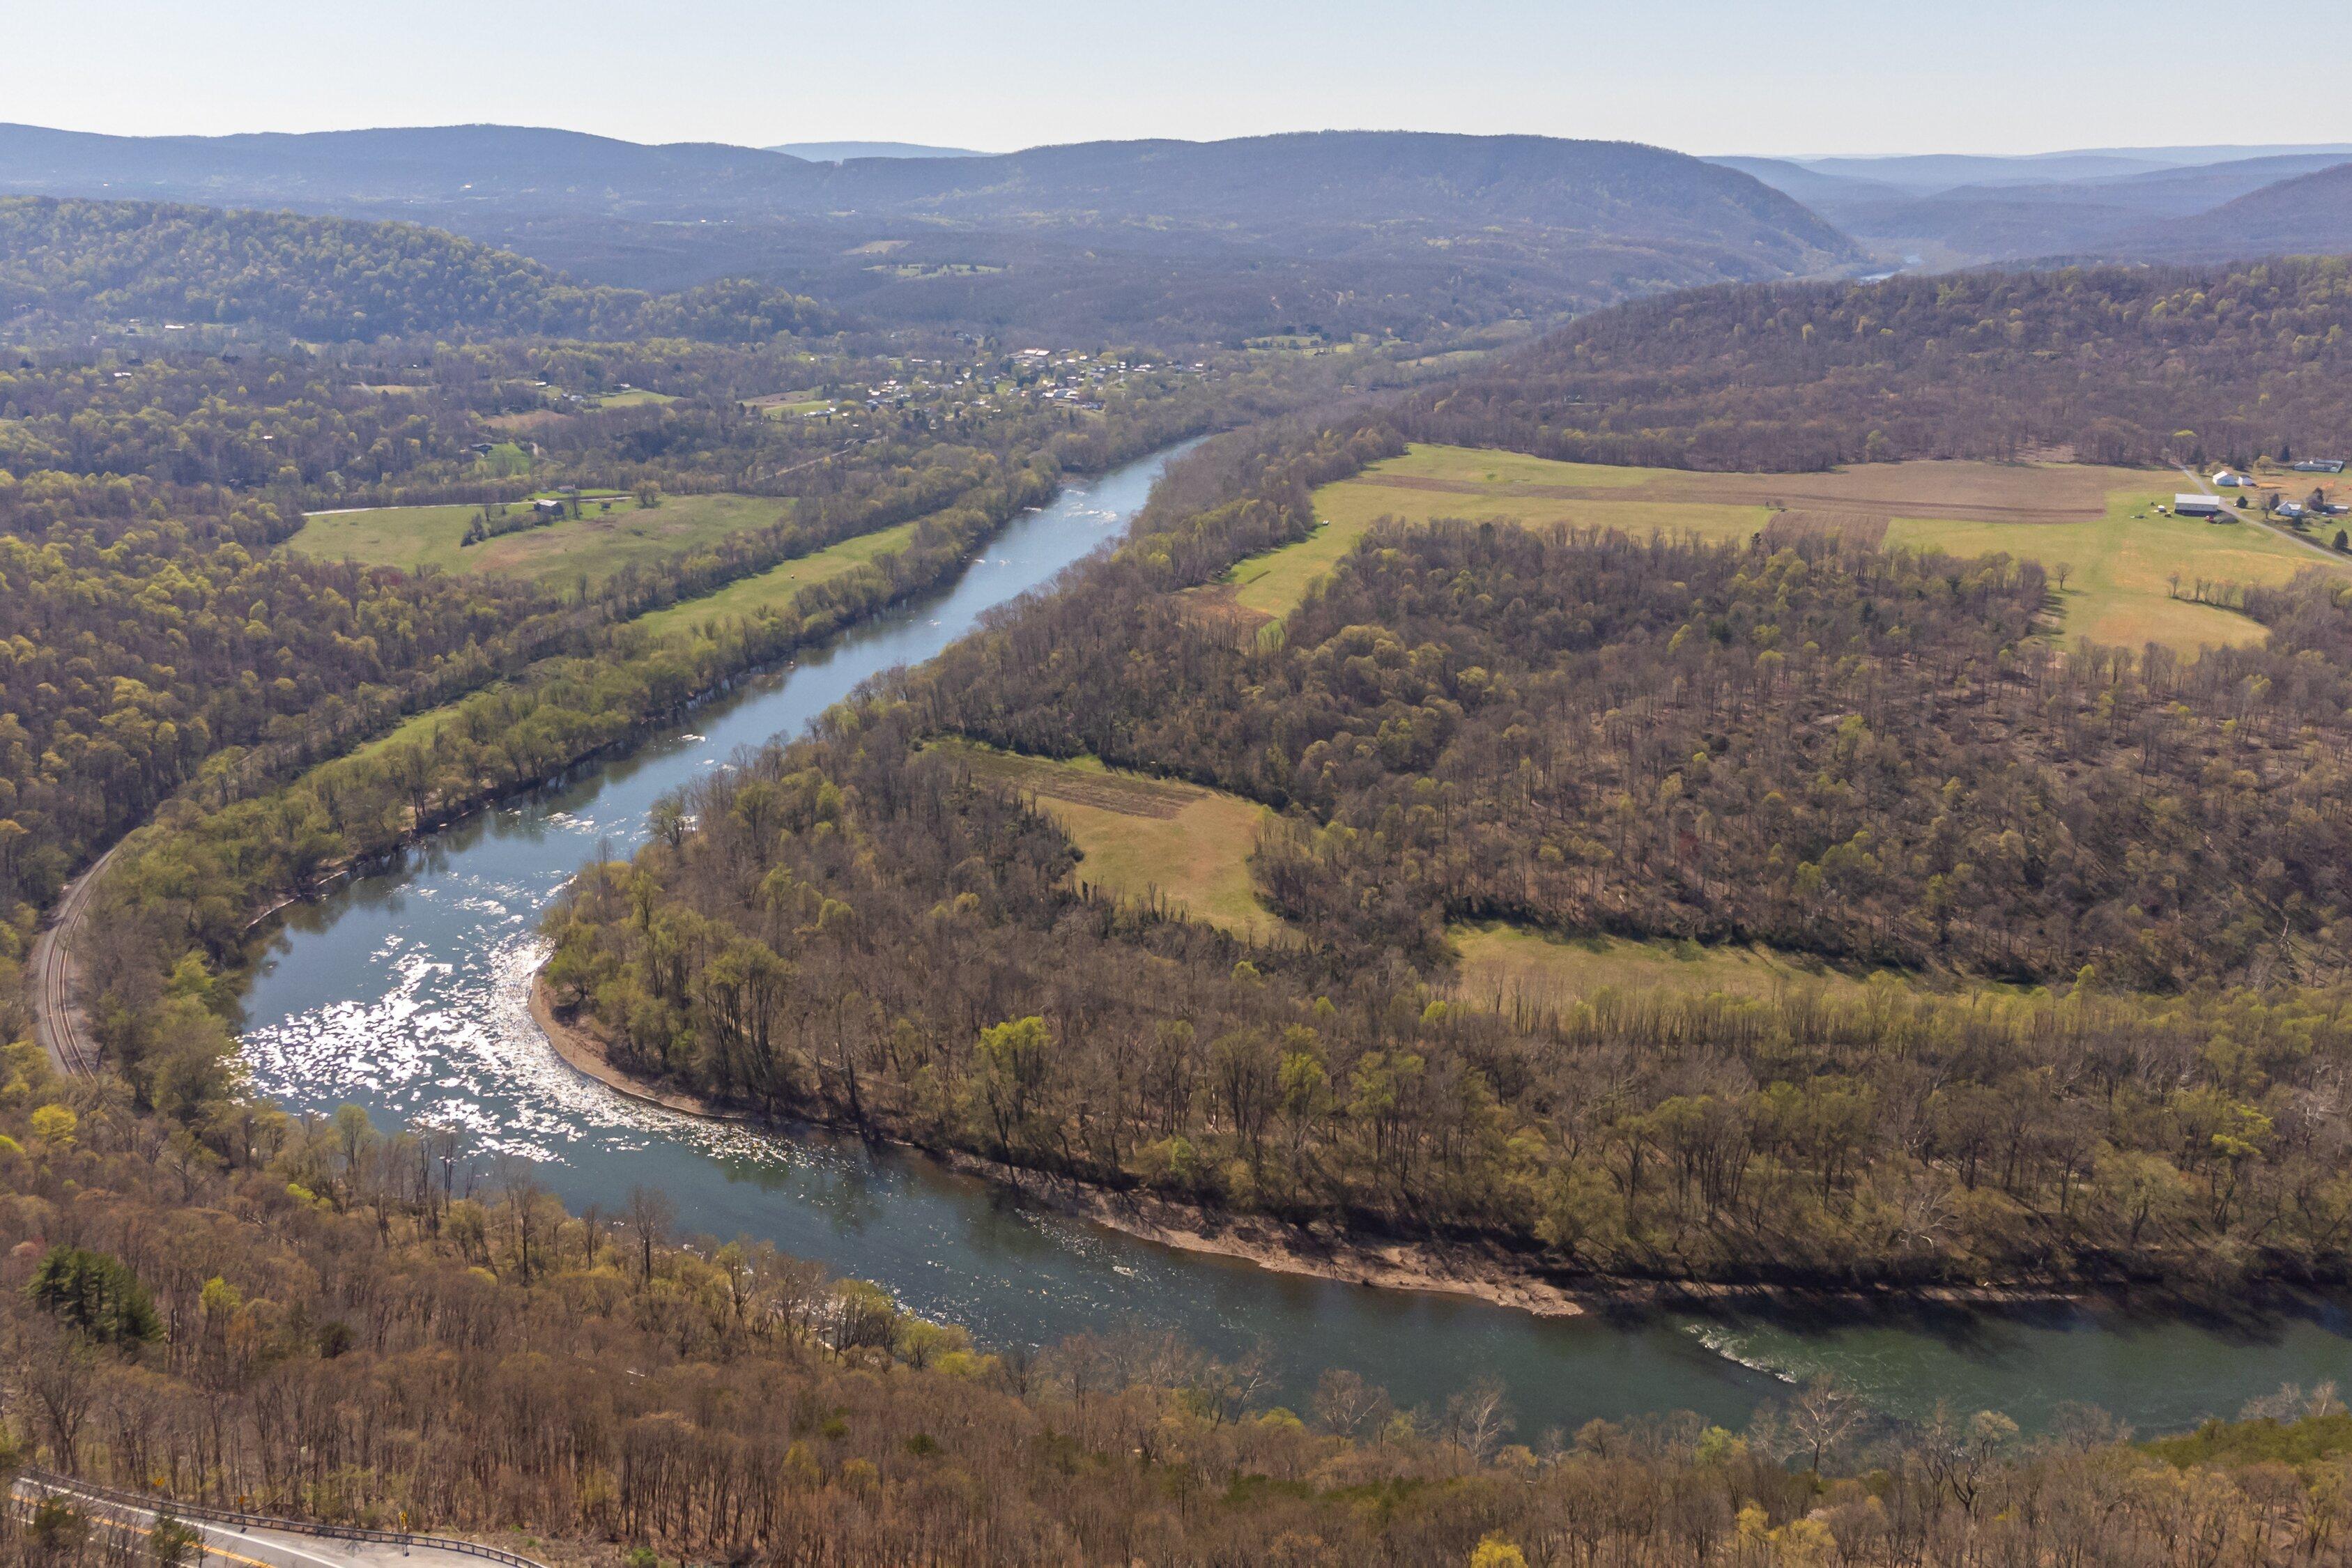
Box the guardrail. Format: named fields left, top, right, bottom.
left=18, top=1467, right=548, bottom=1567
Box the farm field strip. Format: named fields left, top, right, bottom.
left=339, top=515, right=933, bottom=769
left=630, top=518, right=923, bottom=633
left=284, top=491, right=791, bottom=587
left=1446, top=921, right=1967, bottom=1015
left=1261, top=443, right=2351, bottom=654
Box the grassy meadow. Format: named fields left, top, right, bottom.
left=586, top=387, right=678, bottom=409
left=1447, top=921, right=1954, bottom=1015
left=630, top=519, right=923, bottom=634
left=935, top=742, right=1288, bottom=944
left=335, top=515, right=930, bottom=769
left=1267, top=443, right=2352, bottom=654
left=1884, top=488, right=2346, bottom=652
left=284, top=492, right=790, bottom=588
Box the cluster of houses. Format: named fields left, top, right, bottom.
left=2168, top=463, right=2350, bottom=525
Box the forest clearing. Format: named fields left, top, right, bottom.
left=1279, top=443, right=2351, bottom=652
left=1445, top=921, right=1985, bottom=1018
left=935, top=741, right=1289, bottom=942
left=284, top=490, right=789, bottom=585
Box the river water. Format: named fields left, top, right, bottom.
left=238, top=444, right=2352, bottom=1436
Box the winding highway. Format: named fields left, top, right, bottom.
left=15, top=1470, right=541, bottom=1567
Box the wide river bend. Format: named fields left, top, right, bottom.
left=240, top=445, right=2352, bottom=1434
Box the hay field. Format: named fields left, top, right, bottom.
left=284, top=493, right=789, bottom=588
left=936, top=742, right=1288, bottom=943
left=1273, top=444, right=2348, bottom=653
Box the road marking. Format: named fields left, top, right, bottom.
left=21, top=1481, right=365, bottom=1568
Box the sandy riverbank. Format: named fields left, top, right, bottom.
left=529, top=976, right=1585, bottom=1316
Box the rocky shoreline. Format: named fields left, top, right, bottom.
left=529, top=977, right=2113, bottom=1319
left=530, top=976, right=1586, bottom=1316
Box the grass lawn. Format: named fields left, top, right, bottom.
left=744, top=394, right=833, bottom=420
left=1278, top=443, right=2351, bottom=655
left=340, top=689, right=488, bottom=769
left=1448, top=921, right=1949, bottom=1013
left=934, top=741, right=1289, bottom=944
left=589, top=388, right=677, bottom=409
left=1885, top=486, right=2349, bottom=654
left=338, top=517, right=926, bottom=764
left=1238, top=445, right=1781, bottom=622
left=284, top=493, right=791, bottom=589
left=631, top=519, right=922, bottom=634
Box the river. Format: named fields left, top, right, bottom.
left=238, top=443, right=2352, bottom=1436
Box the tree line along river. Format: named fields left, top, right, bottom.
left=236, top=443, right=2352, bottom=1435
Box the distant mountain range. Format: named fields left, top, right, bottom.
left=5, top=121, right=2349, bottom=343
left=767, top=141, right=988, bottom=161
left=1713, top=144, right=2352, bottom=266
left=0, top=124, right=1865, bottom=342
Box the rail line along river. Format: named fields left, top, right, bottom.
left=238, top=443, right=2352, bottom=1434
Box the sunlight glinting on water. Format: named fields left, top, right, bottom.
left=231, top=443, right=2352, bottom=1436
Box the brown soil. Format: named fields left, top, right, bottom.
left=951, top=748, right=1203, bottom=820
left=532, top=980, right=726, bottom=1120
left=1765, top=509, right=1891, bottom=548
left=1173, top=582, right=1276, bottom=641
left=1359, top=459, right=2134, bottom=523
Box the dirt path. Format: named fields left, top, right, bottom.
left=2177, top=463, right=2345, bottom=563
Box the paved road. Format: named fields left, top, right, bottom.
left=19, top=1474, right=531, bottom=1566
left=29, top=840, right=119, bottom=1079
left=2176, top=463, right=2344, bottom=563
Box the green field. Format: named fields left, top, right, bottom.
left=753, top=397, right=833, bottom=419
left=1448, top=921, right=1940, bottom=1013
left=1227, top=446, right=1771, bottom=622
left=284, top=493, right=790, bottom=587
left=1280, top=443, right=2352, bottom=654
left=631, top=519, right=921, bottom=634
left=588, top=388, right=677, bottom=409
left=340, top=517, right=925, bottom=766
left=1884, top=489, right=2346, bottom=654
left=935, top=742, right=1287, bottom=943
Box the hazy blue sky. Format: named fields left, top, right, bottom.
left=13, top=0, right=2352, bottom=157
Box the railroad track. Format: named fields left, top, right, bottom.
left=29, top=841, right=121, bottom=1079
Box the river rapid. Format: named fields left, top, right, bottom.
left=238, top=443, right=2352, bottom=1435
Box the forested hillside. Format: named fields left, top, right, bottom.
left=0, top=330, right=1273, bottom=500
left=1400, top=258, right=2352, bottom=470
left=0, top=472, right=552, bottom=921
left=0, top=270, right=1381, bottom=1083
left=2135, top=162, right=2352, bottom=261
left=0, top=197, right=832, bottom=342
left=1, top=1040, right=2346, bottom=1565
left=535, top=424, right=2352, bottom=1293
left=0, top=129, right=1868, bottom=343
left=927, top=521, right=2352, bottom=986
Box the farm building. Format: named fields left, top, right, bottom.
left=2292, top=459, right=2347, bottom=474
left=2211, top=470, right=2251, bottom=487
left=2174, top=493, right=2224, bottom=517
